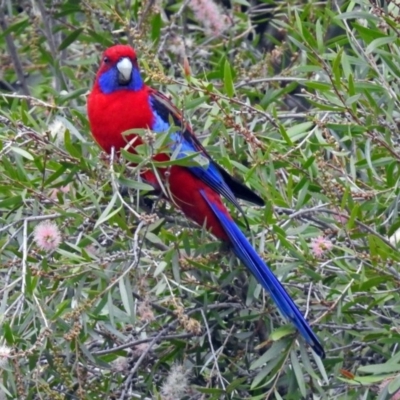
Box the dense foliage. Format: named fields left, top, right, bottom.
left=1, top=0, right=400, bottom=398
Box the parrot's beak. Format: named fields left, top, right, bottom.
left=117, top=58, right=133, bottom=85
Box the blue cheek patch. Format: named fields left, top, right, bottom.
left=98, top=66, right=143, bottom=94
left=131, top=68, right=143, bottom=90
left=98, top=68, right=118, bottom=94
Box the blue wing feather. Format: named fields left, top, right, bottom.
left=148, top=90, right=264, bottom=212
left=148, top=91, right=262, bottom=228
left=200, top=189, right=325, bottom=358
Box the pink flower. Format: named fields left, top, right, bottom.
left=168, top=36, right=185, bottom=57
left=137, top=301, right=155, bottom=322
left=189, top=0, right=229, bottom=36
left=333, top=210, right=348, bottom=224
left=132, top=343, right=151, bottom=360
left=111, top=356, right=129, bottom=372
left=49, top=185, right=70, bottom=200
left=311, top=236, right=332, bottom=257
left=0, top=345, right=11, bottom=368
left=161, top=364, right=190, bottom=400
left=33, top=221, right=62, bottom=251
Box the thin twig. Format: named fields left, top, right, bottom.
left=93, top=333, right=194, bottom=356
left=109, top=146, right=141, bottom=219
left=118, top=330, right=163, bottom=399
left=35, top=0, right=66, bottom=91
left=21, top=220, right=28, bottom=296
left=314, top=261, right=364, bottom=324
left=137, top=0, right=156, bottom=31
left=0, top=6, right=30, bottom=96
left=200, top=310, right=226, bottom=390
left=1, top=93, right=61, bottom=109
left=235, top=76, right=307, bottom=88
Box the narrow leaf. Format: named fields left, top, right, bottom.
left=224, top=59, right=235, bottom=98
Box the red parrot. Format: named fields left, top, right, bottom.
left=87, top=45, right=325, bottom=358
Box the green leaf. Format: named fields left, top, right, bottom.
left=251, top=354, right=283, bottom=389
left=0, top=16, right=29, bottom=36
left=333, top=47, right=344, bottom=87
left=94, top=193, right=122, bottom=228
left=10, top=147, right=33, bottom=160
left=58, top=28, right=84, bottom=51
left=269, top=325, right=295, bottom=341
left=290, top=350, right=306, bottom=397
left=304, top=81, right=332, bottom=91
left=250, top=340, right=288, bottom=370
left=153, top=152, right=208, bottom=168
left=335, top=11, right=379, bottom=22
left=151, top=13, right=162, bottom=42
left=388, top=376, right=400, bottom=395
left=366, top=36, right=396, bottom=54
left=358, top=363, right=400, bottom=374
left=121, top=149, right=145, bottom=164
left=0, top=195, right=22, bottom=208
left=119, top=277, right=135, bottom=317
left=58, top=88, right=88, bottom=104
left=223, top=59, right=235, bottom=98
left=226, top=376, right=248, bottom=393
left=315, top=19, right=323, bottom=52
left=118, top=177, right=154, bottom=191
left=58, top=117, right=86, bottom=142
left=286, top=122, right=314, bottom=141
left=64, top=129, right=81, bottom=158
left=354, top=276, right=389, bottom=292
left=353, top=23, right=387, bottom=42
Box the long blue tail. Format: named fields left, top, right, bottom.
left=201, top=190, right=325, bottom=358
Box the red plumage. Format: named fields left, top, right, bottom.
left=87, top=45, right=231, bottom=240
left=167, top=167, right=230, bottom=240
left=88, top=87, right=153, bottom=153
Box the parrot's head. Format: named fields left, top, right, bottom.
left=95, top=45, right=143, bottom=94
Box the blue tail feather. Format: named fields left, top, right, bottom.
left=200, top=190, right=325, bottom=358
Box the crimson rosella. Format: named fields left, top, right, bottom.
left=87, top=45, right=325, bottom=358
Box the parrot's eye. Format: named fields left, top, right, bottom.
left=103, top=57, right=109, bottom=64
